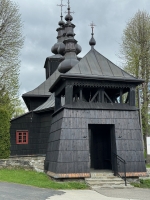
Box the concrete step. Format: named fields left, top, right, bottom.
left=86, top=181, right=124, bottom=186
left=85, top=171, right=133, bottom=189
left=92, top=184, right=134, bottom=189
left=85, top=177, right=123, bottom=181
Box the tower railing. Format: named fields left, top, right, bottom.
left=112, top=152, right=127, bottom=186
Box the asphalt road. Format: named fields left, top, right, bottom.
left=1, top=182, right=150, bottom=200
left=0, top=182, right=64, bottom=200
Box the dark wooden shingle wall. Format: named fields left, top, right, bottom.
left=45, top=108, right=146, bottom=176
left=10, top=111, right=53, bottom=156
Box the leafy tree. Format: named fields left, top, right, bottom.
left=0, top=108, right=10, bottom=159
left=12, top=102, right=26, bottom=118
left=120, top=10, right=150, bottom=154
left=0, top=0, right=24, bottom=116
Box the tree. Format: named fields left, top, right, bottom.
left=12, top=102, right=26, bottom=118
left=120, top=10, right=150, bottom=154
left=0, top=0, right=24, bottom=116
left=0, top=108, right=10, bottom=158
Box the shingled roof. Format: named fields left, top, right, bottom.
left=66, top=48, right=137, bottom=80
left=34, top=93, right=55, bottom=112
left=22, top=70, right=61, bottom=97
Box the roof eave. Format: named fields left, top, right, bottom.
left=62, top=74, right=145, bottom=82
left=22, top=94, right=50, bottom=98
left=34, top=107, right=54, bottom=113
left=49, top=73, right=144, bottom=92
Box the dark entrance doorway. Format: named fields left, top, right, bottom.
left=89, top=124, right=115, bottom=170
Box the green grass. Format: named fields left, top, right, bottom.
left=0, top=169, right=88, bottom=189
left=146, top=164, right=150, bottom=168
left=131, top=179, right=150, bottom=188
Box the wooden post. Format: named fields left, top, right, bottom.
left=80, top=88, right=82, bottom=101
left=129, top=87, right=135, bottom=106
left=99, top=88, right=104, bottom=103
left=120, top=89, right=123, bottom=104
left=55, top=95, right=61, bottom=111
left=65, top=85, right=73, bottom=104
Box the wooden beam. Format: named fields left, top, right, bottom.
left=129, top=87, right=135, bottom=106
left=65, top=85, right=73, bottom=104
left=55, top=95, right=61, bottom=111
left=125, top=92, right=129, bottom=104
left=99, top=88, right=104, bottom=103
left=120, top=89, right=123, bottom=103
left=80, top=88, right=82, bottom=101
left=104, top=91, right=113, bottom=103
left=90, top=91, right=99, bottom=102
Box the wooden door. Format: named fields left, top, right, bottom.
left=90, top=124, right=113, bottom=170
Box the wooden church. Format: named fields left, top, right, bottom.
left=10, top=1, right=146, bottom=178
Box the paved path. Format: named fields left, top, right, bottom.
left=45, top=190, right=137, bottom=200
left=0, top=182, right=150, bottom=200
left=95, top=188, right=150, bottom=200
left=0, top=182, right=64, bottom=200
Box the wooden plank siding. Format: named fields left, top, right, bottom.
left=10, top=111, right=53, bottom=156
left=45, top=108, right=146, bottom=177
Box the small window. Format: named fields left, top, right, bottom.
left=16, top=131, right=28, bottom=144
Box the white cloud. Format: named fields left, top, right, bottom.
left=11, top=0, right=150, bottom=96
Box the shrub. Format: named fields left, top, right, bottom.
left=0, top=108, right=10, bottom=158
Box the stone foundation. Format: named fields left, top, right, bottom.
left=0, top=156, right=45, bottom=172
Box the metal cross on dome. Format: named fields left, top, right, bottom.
left=65, top=0, right=75, bottom=15
left=90, top=21, right=96, bottom=35
left=57, top=0, right=67, bottom=19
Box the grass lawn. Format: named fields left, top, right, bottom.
left=0, top=168, right=88, bottom=189
left=131, top=179, right=150, bottom=188
left=146, top=164, right=150, bottom=168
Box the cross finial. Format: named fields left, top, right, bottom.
left=57, top=0, right=67, bottom=20
left=65, top=0, right=75, bottom=15
left=90, top=21, right=96, bottom=35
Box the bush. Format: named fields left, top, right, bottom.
left=0, top=108, right=10, bottom=158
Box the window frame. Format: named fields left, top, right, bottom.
left=16, top=130, right=29, bottom=144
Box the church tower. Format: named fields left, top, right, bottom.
left=44, top=1, right=146, bottom=179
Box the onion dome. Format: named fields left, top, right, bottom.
left=58, top=20, right=65, bottom=26
left=58, top=58, right=79, bottom=73
left=57, top=42, right=65, bottom=55
left=51, top=42, right=65, bottom=55
left=58, top=0, right=80, bottom=73
left=65, top=14, right=73, bottom=21
left=57, top=0, right=66, bottom=26
left=51, top=1, right=66, bottom=55
left=64, top=0, right=74, bottom=22
left=89, top=22, right=96, bottom=48
left=89, top=36, right=96, bottom=46
left=75, top=44, right=82, bottom=55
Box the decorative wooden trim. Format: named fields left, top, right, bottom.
left=47, top=171, right=91, bottom=179
left=68, top=80, right=135, bottom=89
left=119, top=172, right=147, bottom=177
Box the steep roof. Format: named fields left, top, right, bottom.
left=49, top=47, right=144, bottom=92
left=22, top=70, right=61, bottom=97
left=66, top=47, right=137, bottom=81
left=34, top=93, right=55, bottom=112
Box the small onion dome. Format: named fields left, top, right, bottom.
left=57, top=42, right=65, bottom=55
left=51, top=43, right=59, bottom=54
left=58, top=20, right=65, bottom=26
left=58, top=58, right=79, bottom=73
left=65, top=14, right=73, bottom=21
left=51, top=42, right=65, bottom=55
left=75, top=44, right=82, bottom=55
left=89, top=36, right=96, bottom=46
